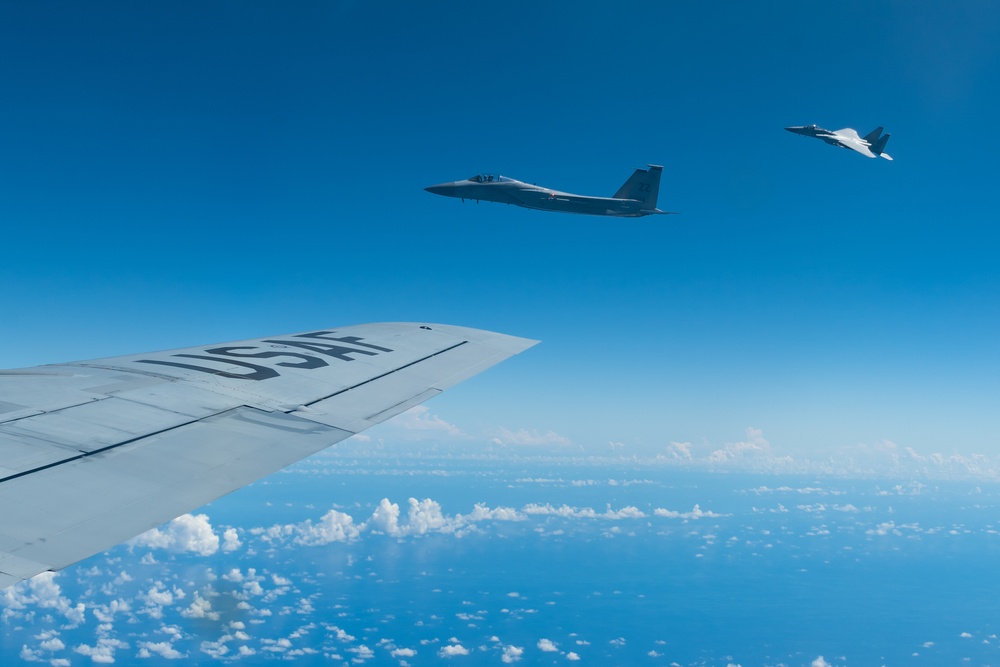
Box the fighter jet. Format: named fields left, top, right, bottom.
left=785, top=124, right=893, bottom=160
left=424, top=165, right=675, bottom=217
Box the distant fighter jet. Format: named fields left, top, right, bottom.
left=785, top=124, right=893, bottom=160
left=424, top=165, right=675, bottom=217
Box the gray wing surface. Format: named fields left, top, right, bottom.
left=833, top=129, right=877, bottom=158
left=0, top=322, right=536, bottom=589
left=843, top=142, right=877, bottom=158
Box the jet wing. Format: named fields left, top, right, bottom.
left=842, top=142, right=877, bottom=158
left=834, top=128, right=863, bottom=141
left=0, top=322, right=537, bottom=590
left=833, top=128, right=877, bottom=158
left=508, top=188, right=643, bottom=212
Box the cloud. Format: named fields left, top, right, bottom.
left=74, top=637, right=129, bottom=664
left=39, top=636, right=66, bottom=652
left=369, top=498, right=402, bottom=535
left=391, top=647, right=417, bottom=658
left=653, top=504, right=725, bottom=519
left=747, top=486, right=835, bottom=495
left=439, top=643, right=470, bottom=657
left=129, top=514, right=220, bottom=556
left=137, top=641, right=185, bottom=659
left=658, top=429, right=1000, bottom=481
left=501, top=644, right=524, bottom=663
left=659, top=428, right=795, bottom=473
left=327, top=626, right=356, bottom=643
left=348, top=645, right=375, bottom=660
left=388, top=405, right=465, bottom=437
left=705, top=427, right=775, bottom=463
left=464, top=504, right=524, bottom=522
left=811, top=657, right=832, bottom=667
left=292, top=509, right=361, bottom=546
left=263, top=498, right=524, bottom=543
left=139, top=581, right=184, bottom=607
left=179, top=592, right=219, bottom=621
left=2, top=572, right=85, bottom=627
left=566, top=652, right=581, bottom=661
left=666, top=441, right=693, bottom=460
left=537, top=638, right=558, bottom=652
left=367, top=498, right=454, bottom=537
left=246, top=493, right=722, bottom=552
left=92, top=599, right=131, bottom=624
left=866, top=521, right=903, bottom=537
left=491, top=427, right=571, bottom=446
left=221, top=528, right=242, bottom=552
left=521, top=503, right=646, bottom=520
left=404, top=498, right=449, bottom=535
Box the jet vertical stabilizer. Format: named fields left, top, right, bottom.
left=862, top=127, right=885, bottom=144
left=870, top=133, right=893, bottom=160
left=613, top=164, right=662, bottom=210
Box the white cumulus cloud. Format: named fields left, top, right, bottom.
left=179, top=592, right=219, bottom=621
left=369, top=498, right=401, bottom=535
left=501, top=644, right=524, bottom=662
left=74, top=637, right=129, bottom=664
left=130, top=514, right=220, bottom=556
left=221, top=528, right=242, bottom=552
left=137, top=641, right=185, bottom=659
left=439, top=644, right=470, bottom=657
left=2, top=572, right=85, bottom=627
left=292, top=509, right=361, bottom=546
left=537, top=638, right=558, bottom=652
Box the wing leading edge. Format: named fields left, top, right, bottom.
left=0, top=322, right=537, bottom=590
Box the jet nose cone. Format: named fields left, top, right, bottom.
left=785, top=125, right=816, bottom=135
left=424, top=182, right=460, bottom=197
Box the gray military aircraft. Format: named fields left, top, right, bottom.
left=425, top=164, right=675, bottom=217
left=785, top=124, right=893, bottom=160
left=0, top=322, right=536, bottom=589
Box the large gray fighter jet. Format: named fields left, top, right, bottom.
left=425, top=164, right=675, bottom=217
left=785, top=124, right=893, bottom=160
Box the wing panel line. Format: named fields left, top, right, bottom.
left=300, top=340, right=467, bottom=408
left=0, top=413, right=208, bottom=485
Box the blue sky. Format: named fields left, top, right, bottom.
left=2, top=1, right=1000, bottom=459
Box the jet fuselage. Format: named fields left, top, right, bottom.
left=785, top=124, right=893, bottom=160
left=425, top=166, right=672, bottom=218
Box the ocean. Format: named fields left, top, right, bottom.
left=4, top=447, right=1000, bottom=666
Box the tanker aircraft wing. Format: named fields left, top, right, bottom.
left=0, top=322, right=536, bottom=590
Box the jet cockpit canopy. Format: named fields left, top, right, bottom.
left=467, top=174, right=513, bottom=183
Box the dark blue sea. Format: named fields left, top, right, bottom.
left=4, top=446, right=1000, bottom=666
